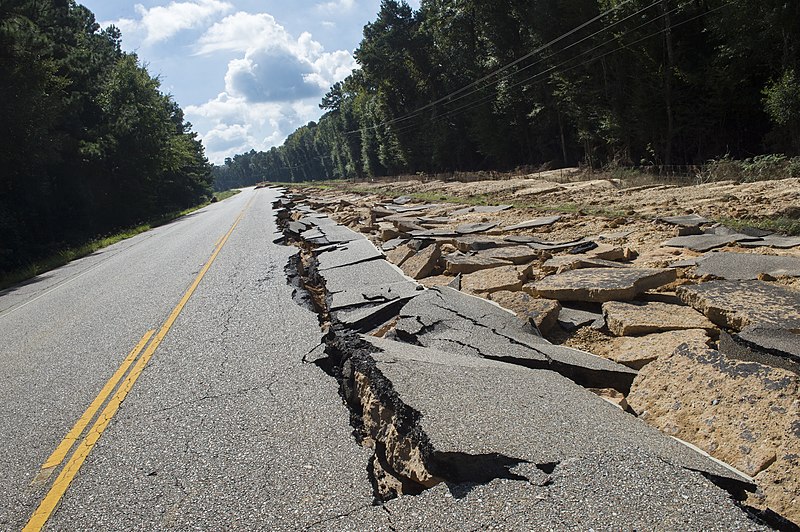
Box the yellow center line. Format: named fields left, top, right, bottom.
left=39, top=330, right=156, bottom=471
left=24, top=194, right=256, bottom=532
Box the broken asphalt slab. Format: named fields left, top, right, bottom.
left=393, top=287, right=636, bottom=392
left=358, top=337, right=755, bottom=503
left=662, top=233, right=761, bottom=252
left=677, top=280, right=800, bottom=331
left=526, top=267, right=677, bottom=302
left=316, top=239, right=384, bottom=271
left=602, top=301, right=717, bottom=336
left=503, top=215, right=562, bottom=231
left=694, top=251, right=800, bottom=280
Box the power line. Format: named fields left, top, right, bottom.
left=344, top=0, right=639, bottom=135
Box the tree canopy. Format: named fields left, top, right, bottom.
left=0, top=0, right=212, bottom=274
left=213, top=0, right=800, bottom=188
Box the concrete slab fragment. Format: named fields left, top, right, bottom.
left=627, top=343, right=798, bottom=519
left=453, top=236, right=506, bottom=252
left=677, top=280, right=800, bottom=331
left=527, top=268, right=677, bottom=302
left=381, top=237, right=409, bottom=251
left=443, top=254, right=512, bottom=274
left=527, top=238, right=593, bottom=251
left=694, top=252, right=800, bottom=280
left=385, top=244, right=416, bottom=267
left=472, top=204, right=512, bottom=213
left=503, top=215, right=562, bottom=231
left=317, top=238, right=384, bottom=271
left=602, top=301, right=717, bottom=336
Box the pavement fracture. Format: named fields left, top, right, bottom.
left=275, top=197, right=775, bottom=518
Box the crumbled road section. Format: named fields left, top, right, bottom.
left=272, top=190, right=779, bottom=530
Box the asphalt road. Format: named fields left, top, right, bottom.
left=0, top=187, right=381, bottom=530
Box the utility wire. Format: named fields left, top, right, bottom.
left=344, top=0, right=638, bottom=135
left=385, top=0, right=730, bottom=139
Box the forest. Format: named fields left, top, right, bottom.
left=0, top=0, right=213, bottom=275
left=212, top=0, right=800, bottom=189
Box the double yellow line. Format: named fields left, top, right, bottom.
left=24, top=196, right=254, bottom=531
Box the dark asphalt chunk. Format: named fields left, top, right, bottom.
left=316, top=239, right=384, bottom=271
left=393, top=287, right=636, bottom=392
left=360, top=337, right=755, bottom=501
left=694, top=251, right=800, bottom=280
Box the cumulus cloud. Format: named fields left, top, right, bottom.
left=104, top=0, right=233, bottom=46
left=186, top=92, right=321, bottom=163
left=187, top=11, right=358, bottom=163
left=194, top=12, right=356, bottom=104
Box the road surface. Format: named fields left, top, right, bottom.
left=0, top=187, right=381, bottom=529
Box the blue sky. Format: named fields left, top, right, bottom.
left=80, top=0, right=420, bottom=163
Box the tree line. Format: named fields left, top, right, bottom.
left=213, top=0, right=800, bottom=188
left=1, top=0, right=213, bottom=275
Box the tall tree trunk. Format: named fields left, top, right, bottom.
left=663, top=0, right=675, bottom=166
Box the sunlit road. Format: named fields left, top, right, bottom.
left=0, top=187, right=376, bottom=530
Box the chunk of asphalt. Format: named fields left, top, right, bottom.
left=658, top=213, right=710, bottom=226
left=503, top=215, right=562, bottom=231
left=455, top=222, right=499, bottom=235
left=661, top=233, right=761, bottom=252
left=677, top=280, right=800, bottom=331
left=360, top=337, right=754, bottom=501
left=316, top=239, right=384, bottom=271
left=694, top=251, right=800, bottom=280
left=322, top=259, right=409, bottom=295
left=602, top=301, right=717, bottom=336
left=443, top=254, right=512, bottom=274
left=473, top=245, right=542, bottom=265
left=286, top=221, right=309, bottom=235
left=332, top=297, right=416, bottom=333
left=527, top=238, right=593, bottom=251
left=453, top=236, right=506, bottom=252
left=557, top=306, right=605, bottom=332
left=472, top=204, right=512, bottom=213
left=300, top=215, right=337, bottom=227
left=527, top=268, right=677, bottom=302
left=381, top=237, right=409, bottom=251
left=740, top=235, right=800, bottom=249
left=734, top=325, right=800, bottom=365
left=317, top=224, right=364, bottom=244
left=329, top=281, right=422, bottom=312
left=705, top=225, right=772, bottom=237
left=568, top=241, right=599, bottom=254
left=394, top=288, right=635, bottom=392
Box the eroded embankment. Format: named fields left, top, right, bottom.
left=270, top=189, right=793, bottom=530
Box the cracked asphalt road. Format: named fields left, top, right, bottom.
left=0, top=188, right=387, bottom=530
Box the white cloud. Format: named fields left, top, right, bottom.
left=195, top=12, right=289, bottom=55
left=103, top=0, right=233, bottom=46
left=186, top=92, right=321, bottom=163
left=315, top=0, right=356, bottom=13
left=188, top=11, right=358, bottom=163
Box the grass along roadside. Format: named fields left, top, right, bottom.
left=0, top=189, right=242, bottom=293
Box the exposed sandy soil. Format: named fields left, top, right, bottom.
left=286, top=170, right=800, bottom=525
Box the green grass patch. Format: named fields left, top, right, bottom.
left=715, top=216, right=800, bottom=236
left=0, top=200, right=214, bottom=292
left=213, top=189, right=241, bottom=202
